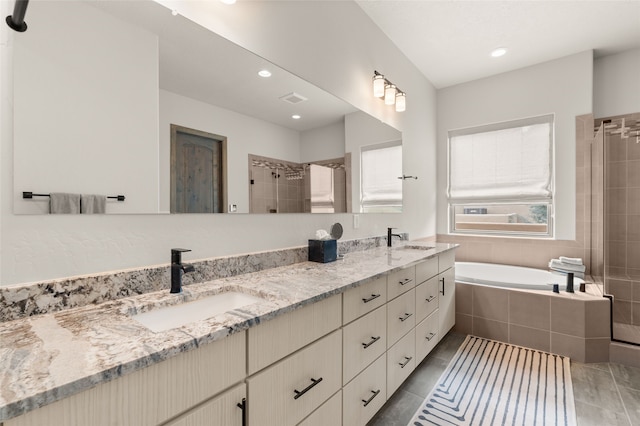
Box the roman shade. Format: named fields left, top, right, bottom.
left=361, top=143, right=402, bottom=208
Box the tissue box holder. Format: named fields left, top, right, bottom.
left=308, top=239, right=337, bottom=263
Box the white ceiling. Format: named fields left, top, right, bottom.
left=357, top=0, right=640, bottom=89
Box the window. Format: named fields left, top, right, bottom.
left=448, top=114, right=554, bottom=236
left=361, top=141, right=402, bottom=213
left=309, top=164, right=334, bottom=213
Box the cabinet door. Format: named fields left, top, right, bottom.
left=343, top=305, right=387, bottom=384
left=343, top=276, right=387, bottom=324
left=298, top=391, right=342, bottom=426
left=247, top=330, right=342, bottom=426
left=415, top=276, right=438, bottom=323
left=416, top=310, right=439, bottom=363
left=248, top=294, right=341, bottom=374
left=386, top=329, right=416, bottom=396
left=438, top=250, right=455, bottom=273
left=387, top=266, right=416, bottom=300
left=438, top=267, right=456, bottom=339
left=342, top=355, right=386, bottom=426
left=387, top=289, right=416, bottom=347
left=166, top=383, right=246, bottom=426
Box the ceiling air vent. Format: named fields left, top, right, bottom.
left=279, top=92, right=307, bottom=104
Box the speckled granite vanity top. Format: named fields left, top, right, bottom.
left=0, top=242, right=456, bottom=421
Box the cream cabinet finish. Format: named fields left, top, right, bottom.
left=387, top=266, right=416, bottom=300
left=343, top=305, right=387, bottom=384
left=4, top=331, right=246, bottom=426
left=416, top=311, right=439, bottom=363
left=415, top=276, right=439, bottom=323
left=386, top=328, right=416, bottom=396
left=386, top=288, right=416, bottom=347
left=247, top=330, right=342, bottom=426
left=248, top=294, right=342, bottom=374
left=343, top=276, right=387, bottom=324
left=416, top=256, right=438, bottom=284
left=438, top=267, right=456, bottom=339
left=298, top=391, right=342, bottom=426
left=438, top=250, right=455, bottom=273
left=165, top=383, right=246, bottom=426
left=342, top=354, right=387, bottom=426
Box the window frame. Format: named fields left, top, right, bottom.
left=447, top=114, right=555, bottom=238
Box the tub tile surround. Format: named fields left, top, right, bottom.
left=454, top=282, right=610, bottom=362
left=0, top=240, right=456, bottom=421
left=0, top=236, right=388, bottom=323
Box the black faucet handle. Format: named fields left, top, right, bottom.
left=171, top=248, right=192, bottom=264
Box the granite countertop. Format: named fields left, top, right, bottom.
left=0, top=242, right=456, bottom=421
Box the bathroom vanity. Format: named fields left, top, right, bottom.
left=0, top=243, right=456, bottom=426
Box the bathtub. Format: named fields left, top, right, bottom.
left=455, top=262, right=585, bottom=291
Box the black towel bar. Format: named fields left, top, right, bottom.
left=23, top=192, right=125, bottom=201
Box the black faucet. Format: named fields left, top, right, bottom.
left=387, top=227, right=403, bottom=247
left=170, top=248, right=195, bottom=293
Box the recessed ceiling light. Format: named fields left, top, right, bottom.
left=258, top=69, right=272, bottom=78
left=292, top=114, right=301, bottom=120
left=171, top=9, right=178, bottom=16
left=220, top=0, right=236, bottom=4
left=491, top=47, right=507, bottom=58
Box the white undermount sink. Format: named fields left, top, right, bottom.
left=132, top=291, right=266, bottom=332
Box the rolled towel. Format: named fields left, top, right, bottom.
left=81, top=194, right=106, bottom=214
left=549, top=259, right=586, bottom=273
left=559, top=256, right=583, bottom=266
left=50, top=193, right=80, bottom=214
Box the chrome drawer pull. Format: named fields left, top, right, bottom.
left=362, top=294, right=381, bottom=303
left=399, top=278, right=413, bottom=286
left=426, top=295, right=436, bottom=302
left=362, top=336, right=381, bottom=349
left=399, top=312, right=413, bottom=322
left=426, top=332, right=436, bottom=341
left=362, top=389, right=381, bottom=407
left=294, top=377, right=323, bottom=400
left=399, top=356, right=412, bottom=368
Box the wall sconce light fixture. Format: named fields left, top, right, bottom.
left=372, top=70, right=406, bottom=112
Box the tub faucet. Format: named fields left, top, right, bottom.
left=387, top=227, right=403, bottom=247
left=170, top=248, right=195, bottom=293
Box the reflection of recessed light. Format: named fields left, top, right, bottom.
left=292, top=115, right=301, bottom=120
left=258, top=69, right=272, bottom=78
left=171, top=9, right=178, bottom=16
left=491, top=47, right=507, bottom=58
left=220, top=0, right=236, bottom=4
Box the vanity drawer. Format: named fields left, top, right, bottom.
left=247, top=330, right=342, bottom=426
left=387, top=288, right=416, bottom=348
left=298, top=390, right=342, bottom=426
left=416, top=310, right=439, bottom=363
left=387, top=266, right=416, bottom=300
left=415, top=276, right=439, bottom=323
left=342, top=355, right=387, bottom=426
left=248, top=294, right=341, bottom=374
left=438, top=250, right=456, bottom=273
left=343, top=305, right=387, bottom=384
left=416, top=257, right=438, bottom=284
left=343, top=276, right=387, bottom=324
left=387, top=328, right=416, bottom=397
left=165, top=383, right=246, bottom=426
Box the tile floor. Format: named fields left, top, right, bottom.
left=368, top=332, right=640, bottom=426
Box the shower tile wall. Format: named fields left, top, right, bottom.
left=439, top=114, right=595, bottom=273
left=250, top=165, right=304, bottom=214
left=603, top=112, right=640, bottom=327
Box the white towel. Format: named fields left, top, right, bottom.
left=49, top=193, right=80, bottom=214
left=81, top=194, right=106, bottom=214
left=559, top=256, right=583, bottom=266
left=549, top=259, right=586, bottom=273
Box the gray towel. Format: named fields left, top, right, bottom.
left=81, top=194, right=106, bottom=214
left=50, top=193, right=81, bottom=214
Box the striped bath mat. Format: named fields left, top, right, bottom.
left=408, top=335, right=577, bottom=426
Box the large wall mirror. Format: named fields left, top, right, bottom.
left=13, top=0, right=402, bottom=214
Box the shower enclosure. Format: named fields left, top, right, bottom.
left=596, top=112, right=640, bottom=345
